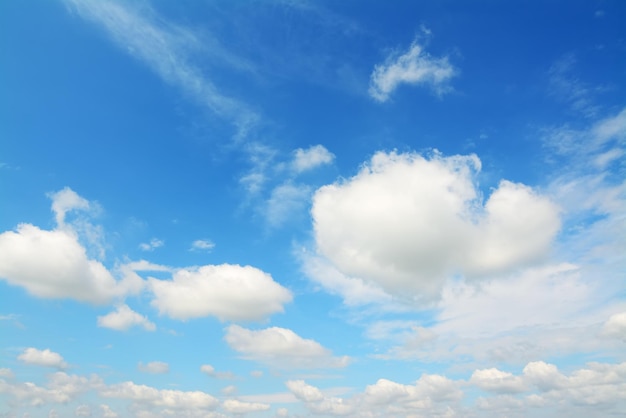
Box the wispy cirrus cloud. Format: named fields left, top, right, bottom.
left=63, top=0, right=258, bottom=139
left=369, top=33, right=457, bottom=102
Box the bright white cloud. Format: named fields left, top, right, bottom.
left=222, top=399, right=270, bottom=414
left=225, top=325, right=350, bottom=369
left=311, top=151, right=560, bottom=303
left=18, top=348, right=68, bottom=369
left=138, top=361, right=170, bottom=374
left=0, top=188, right=143, bottom=305
left=470, top=368, right=527, bottom=394
left=190, top=239, right=215, bottom=252
left=286, top=380, right=325, bottom=402
left=0, top=225, right=121, bottom=304
left=369, top=39, right=456, bottom=101
left=149, top=264, right=292, bottom=321
left=292, top=145, right=335, bottom=173
left=101, top=381, right=218, bottom=411
left=0, top=372, right=100, bottom=407
left=139, top=238, right=164, bottom=251
left=97, top=305, right=156, bottom=332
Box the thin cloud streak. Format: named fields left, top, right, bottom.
left=64, top=0, right=258, bottom=139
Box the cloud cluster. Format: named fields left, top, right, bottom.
left=311, top=151, right=560, bottom=303
left=369, top=38, right=456, bottom=101
left=225, top=325, right=350, bottom=369
left=0, top=188, right=293, bottom=327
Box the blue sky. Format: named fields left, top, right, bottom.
left=1, top=1, right=625, bottom=417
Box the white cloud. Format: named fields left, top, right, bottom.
left=299, top=250, right=395, bottom=308
left=18, top=348, right=68, bottom=369
left=311, top=151, right=560, bottom=304
left=138, top=361, right=170, bottom=374
left=225, top=325, right=350, bottom=369
left=292, top=145, right=335, bottom=173
left=101, top=381, right=218, bottom=411
left=369, top=38, right=456, bottom=102
left=222, top=399, right=270, bottom=414
left=200, top=364, right=235, bottom=380
left=0, top=188, right=143, bottom=305
left=286, top=380, right=324, bottom=402
left=100, top=404, right=118, bottom=418
left=139, top=238, right=164, bottom=251
left=97, top=304, right=156, bottom=332
left=48, top=187, right=91, bottom=227
left=190, top=239, right=216, bottom=252
left=470, top=368, right=527, bottom=394
left=0, top=372, right=100, bottom=407
left=602, top=312, right=626, bottom=340
left=149, top=264, right=292, bottom=321
left=0, top=368, right=14, bottom=379
left=0, top=224, right=121, bottom=304
left=286, top=374, right=462, bottom=417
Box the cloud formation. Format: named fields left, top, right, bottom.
left=369, top=38, right=456, bottom=101
left=292, top=145, right=335, bottom=173
left=18, top=348, right=68, bottom=369
left=312, top=151, right=560, bottom=303
left=0, top=188, right=142, bottom=304
left=225, top=325, right=350, bottom=369
left=149, top=264, right=292, bottom=321
left=137, top=361, right=169, bottom=374
left=97, top=304, right=156, bottom=332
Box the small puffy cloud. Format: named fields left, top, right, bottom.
left=200, top=364, right=235, bottom=379
left=286, top=380, right=324, bottom=402
left=18, top=348, right=68, bottom=369
left=138, top=361, right=169, bottom=374
left=311, top=151, right=560, bottom=303
left=602, top=312, right=626, bottom=340
left=470, top=368, right=527, bottom=394
left=97, top=304, right=156, bottom=332
left=250, top=370, right=263, bottom=378
left=101, top=381, right=218, bottom=411
left=0, top=368, right=15, bottom=379
left=369, top=38, right=456, bottom=101
left=139, top=238, right=164, bottom=251
left=190, top=239, right=216, bottom=252
left=292, top=145, right=334, bottom=173
left=149, top=264, right=292, bottom=321
left=224, top=325, right=350, bottom=369
left=222, top=399, right=270, bottom=414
